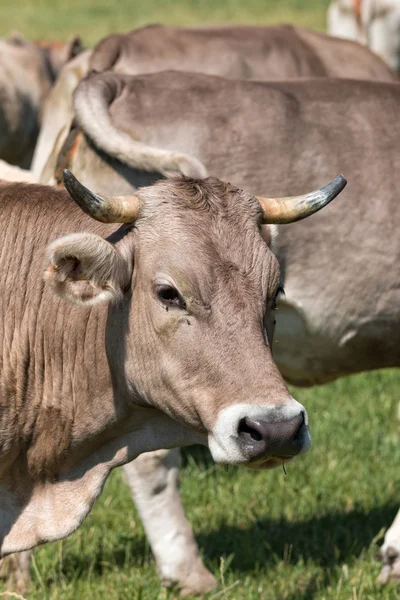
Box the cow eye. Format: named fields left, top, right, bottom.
left=156, top=285, right=187, bottom=310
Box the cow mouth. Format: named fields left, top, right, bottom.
left=244, top=456, right=295, bottom=470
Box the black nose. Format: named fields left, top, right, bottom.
left=238, top=412, right=306, bottom=461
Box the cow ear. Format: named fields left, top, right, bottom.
left=44, top=233, right=131, bottom=306
left=66, top=35, right=84, bottom=60
left=260, top=224, right=278, bottom=251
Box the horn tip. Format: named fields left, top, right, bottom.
left=62, top=169, right=76, bottom=187
left=335, top=174, right=347, bottom=189
left=322, top=174, right=347, bottom=200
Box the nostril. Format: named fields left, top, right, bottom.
left=293, top=411, right=305, bottom=445
left=238, top=418, right=263, bottom=442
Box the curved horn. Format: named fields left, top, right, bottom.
left=257, top=175, right=347, bottom=224
left=62, top=169, right=141, bottom=223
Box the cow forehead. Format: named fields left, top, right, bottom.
left=133, top=177, right=280, bottom=297
left=138, top=176, right=260, bottom=221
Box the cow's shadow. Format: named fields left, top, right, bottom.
left=52, top=444, right=398, bottom=589
left=56, top=498, right=397, bottom=587
left=181, top=445, right=396, bottom=570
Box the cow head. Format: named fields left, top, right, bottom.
left=44, top=170, right=346, bottom=469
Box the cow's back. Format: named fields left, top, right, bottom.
left=297, top=27, right=396, bottom=81
left=89, top=24, right=395, bottom=81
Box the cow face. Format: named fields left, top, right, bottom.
left=44, top=172, right=345, bottom=468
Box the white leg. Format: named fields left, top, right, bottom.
left=124, top=449, right=217, bottom=596
left=0, top=550, right=32, bottom=593
left=378, top=508, right=400, bottom=583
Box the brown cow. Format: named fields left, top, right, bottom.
left=31, top=23, right=395, bottom=183
left=0, top=33, right=81, bottom=168
left=0, top=171, right=343, bottom=586
left=41, top=69, right=400, bottom=586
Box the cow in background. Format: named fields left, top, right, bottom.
left=0, top=159, right=37, bottom=182
left=31, top=23, right=395, bottom=182
left=0, top=33, right=81, bottom=168
left=328, top=0, right=400, bottom=72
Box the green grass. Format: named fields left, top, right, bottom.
left=3, top=369, right=399, bottom=600
left=0, top=0, right=330, bottom=45
left=1, top=1, right=399, bottom=598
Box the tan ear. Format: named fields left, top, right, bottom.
left=44, top=232, right=131, bottom=306
left=7, top=31, right=26, bottom=45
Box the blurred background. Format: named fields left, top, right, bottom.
left=0, top=0, right=330, bottom=44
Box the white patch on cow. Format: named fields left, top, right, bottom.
left=208, top=399, right=310, bottom=464
left=339, top=328, right=357, bottom=347
left=0, top=159, right=37, bottom=183
left=378, top=507, right=400, bottom=583
left=269, top=224, right=279, bottom=252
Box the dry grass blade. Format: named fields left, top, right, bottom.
left=0, top=592, right=29, bottom=600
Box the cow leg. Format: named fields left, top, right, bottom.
left=0, top=550, right=32, bottom=593
left=123, top=449, right=217, bottom=596
left=378, top=508, right=400, bottom=583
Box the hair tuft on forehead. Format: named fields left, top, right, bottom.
left=154, top=175, right=246, bottom=214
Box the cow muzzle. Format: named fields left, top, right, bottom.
left=208, top=400, right=311, bottom=468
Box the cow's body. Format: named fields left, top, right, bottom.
left=91, top=23, right=395, bottom=80
left=0, top=165, right=319, bottom=586
left=0, top=35, right=81, bottom=168
left=328, top=0, right=400, bottom=72
left=32, top=23, right=395, bottom=183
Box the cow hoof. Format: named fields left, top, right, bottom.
left=0, top=555, right=31, bottom=594
left=162, top=563, right=218, bottom=597
left=377, top=544, right=400, bottom=584
left=178, top=569, right=218, bottom=597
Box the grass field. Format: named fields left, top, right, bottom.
left=0, top=0, right=330, bottom=44
left=1, top=1, right=400, bottom=599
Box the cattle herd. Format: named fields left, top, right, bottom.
left=0, top=0, right=399, bottom=596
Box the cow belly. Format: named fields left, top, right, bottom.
left=274, top=299, right=400, bottom=387
left=273, top=299, right=339, bottom=386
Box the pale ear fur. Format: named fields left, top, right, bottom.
left=44, top=232, right=131, bottom=306
left=260, top=224, right=279, bottom=252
